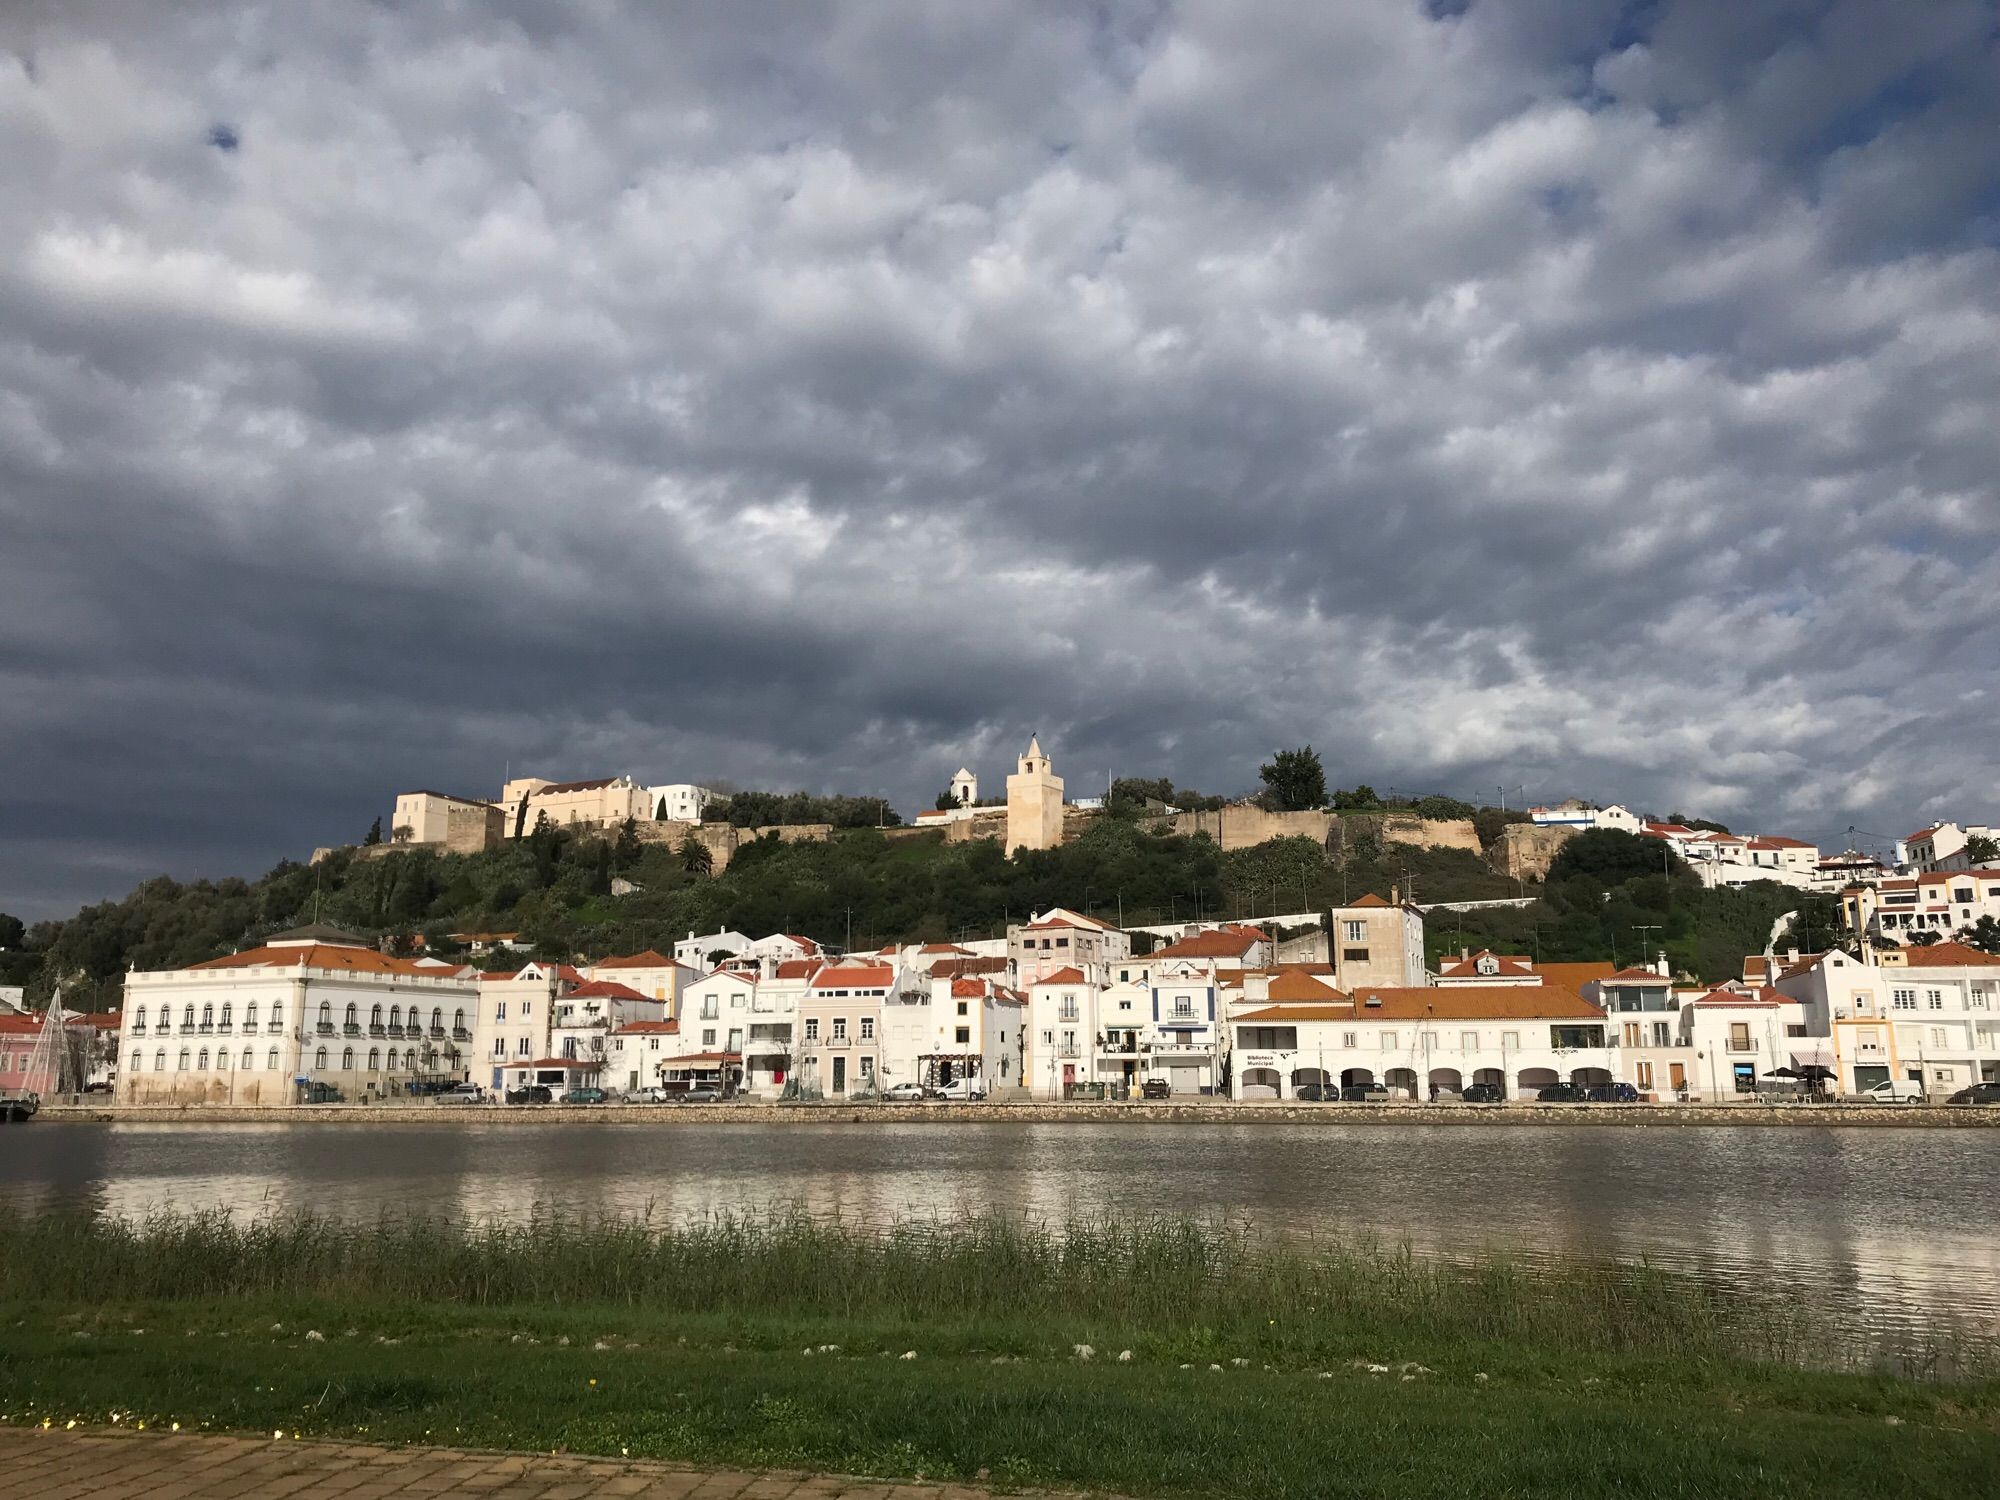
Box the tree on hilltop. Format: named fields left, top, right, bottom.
left=679, top=831, right=715, bottom=876
left=1258, top=747, right=1327, bottom=812
left=364, top=817, right=383, bottom=846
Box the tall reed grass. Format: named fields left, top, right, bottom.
left=0, top=1207, right=1881, bottom=1369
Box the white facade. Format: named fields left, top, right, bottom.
left=674, top=929, right=753, bottom=969
left=1231, top=985, right=1614, bottom=1101
left=123, top=934, right=480, bottom=1104
left=586, top=952, right=695, bottom=1007
left=1844, top=870, right=2000, bottom=946
left=1026, top=968, right=1096, bottom=1098
left=1774, top=945, right=2000, bottom=1093
left=1530, top=800, right=1640, bottom=832
left=645, top=783, right=719, bottom=823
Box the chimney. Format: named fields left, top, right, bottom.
left=1460, top=947, right=1469, bottom=962
left=1390, top=882, right=1400, bottom=905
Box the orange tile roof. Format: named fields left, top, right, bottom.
left=1346, top=985, right=1602, bottom=1020
left=1345, top=893, right=1393, bottom=908
left=1149, top=929, right=1262, bottom=961
left=187, top=945, right=468, bottom=978
left=1605, top=967, right=1670, bottom=982
left=1264, top=970, right=1346, bottom=1002
left=1436, top=950, right=1536, bottom=979
left=951, top=978, right=988, bottom=998
left=1688, top=986, right=1788, bottom=1008
left=613, top=1020, right=681, bottom=1035
left=809, top=963, right=893, bottom=989
left=1897, top=941, right=2000, bottom=968
left=773, top=960, right=824, bottom=980
left=1033, top=966, right=1088, bottom=986
left=567, top=980, right=647, bottom=1002
left=592, top=950, right=677, bottom=969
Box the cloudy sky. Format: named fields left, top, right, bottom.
left=3, top=2, right=1997, bottom=921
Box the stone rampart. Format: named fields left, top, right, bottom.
left=1160, top=806, right=1482, bottom=854
left=1491, top=822, right=1576, bottom=881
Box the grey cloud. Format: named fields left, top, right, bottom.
left=1, top=0, right=1997, bottom=920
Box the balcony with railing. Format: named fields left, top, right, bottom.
left=451, top=1027, right=471, bottom=1041
left=316, top=1021, right=335, bottom=1036
left=268, top=1021, right=286, bottom=1035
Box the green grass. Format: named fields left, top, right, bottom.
left=2, top=1212, right=1996, bottom=1498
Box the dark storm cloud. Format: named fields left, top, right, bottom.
left=2, top=0, right=1997, bottom=919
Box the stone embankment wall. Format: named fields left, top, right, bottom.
left=1159, top=806, right=1483, bottom=855
left=44, top=1101, right=2000, bottom=1128
left=1490, top=823, right=1577, bottom=882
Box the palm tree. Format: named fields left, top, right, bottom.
left=679, top=831, right=714, bottom=876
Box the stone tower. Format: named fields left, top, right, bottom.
left=1005, top=736, right=1064, bottom=854
left=950, top=767, right=978, bottom=806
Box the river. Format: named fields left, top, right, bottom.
left=4, top=1120, right=1995, bottom=1347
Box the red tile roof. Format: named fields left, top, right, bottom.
left=1264, top=970, right=1346, bottom=1002
left=809, top=963, right=894, bottom=989
left=1897, top=941, right=2000, bottom=968
left=773, top=960, right=824, bottom=980
left=613, top=1020, right=681, bottom=1035
left=187, top=945, right=470, bottom=978
left=1606, top=967, right=1670, bottom=982
left=1346, top=985, right=1602, bottom=1020
left=593, top=950, right=677, bottom=970
left=1033, top=966, right=1088, bottom=986
left=1149, top=928, right=1262, bottom=961
left=1436, top=950, right=1536, bottom=979
left=567, top=980, right=647, bottom=1002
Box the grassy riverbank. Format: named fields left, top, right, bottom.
left=3, top=1212, right=1996, bottom=1498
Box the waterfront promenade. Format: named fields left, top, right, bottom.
left=33, top=1099, right=2000, bottom=1126
left=0, top=1428, right=1044, bottom=1500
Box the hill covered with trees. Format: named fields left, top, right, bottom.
left=3, top=811, right=1837, bottom=1005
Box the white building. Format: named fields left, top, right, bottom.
left=644, top=783, right=720, bottom=823
left=1230, top=982, right=1613, bottom=1101
left=122, top=927, right=479, bottom=1104
left=675, top=929, right=753, bottom=969
left=1026, top=966, right=1096, bottom=1098
left=1531, top=800, right=1641, bottom=833
left=1842, top=869, right=2000, bottom=947
left=1773, top=942, right=2000, bottom=1094
left=1897, top=822, right=1988, bottom=874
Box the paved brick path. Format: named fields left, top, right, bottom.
left=0, top=1428, right=1052, bottom=1499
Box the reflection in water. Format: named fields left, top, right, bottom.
left=3, top=1121, right=1993, bottom=1344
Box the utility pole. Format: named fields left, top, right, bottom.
left=1632, top=925, right=1663, bottom=971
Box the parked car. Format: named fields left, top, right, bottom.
left=881, top=1081, right=928, bottom=1102
left=505, top=1084, right=552, bottom=1104
left=1859, top=1079, right=1926, bottom=1105
left=435, top=1082, right=486, bottom=1106
left=626, top=1086, right=670, bottom=1104
left=675, top=1085, right=723, bottom=1104
left=936, top=1076, right=987, bottom=1102
left=1585, top=1082, right=1640, bottom=1104
left=561, top=1086, right=608, bottom=1105
left=1537, top=1082, right=1586, bottom=1103
left=1141, top=1078, right=1173, bottom=1100
left=301, top=1082, right=344, bottom=1104
left=1292, top=1082, right=1331, bottom=1102
left=1338, top=1083, right=1391, bottom=1102
left=1945, top=1082, right=2000, bottom=1106
left=1460, top=1083, right=1505, bottom=1104
left=82, top=1081, right=115, bottom=1095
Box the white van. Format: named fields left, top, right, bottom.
left=1860, top=1078, right=1926, bottom=1104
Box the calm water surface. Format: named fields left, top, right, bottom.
left=4, top=1121, right=1995, bottom=1344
